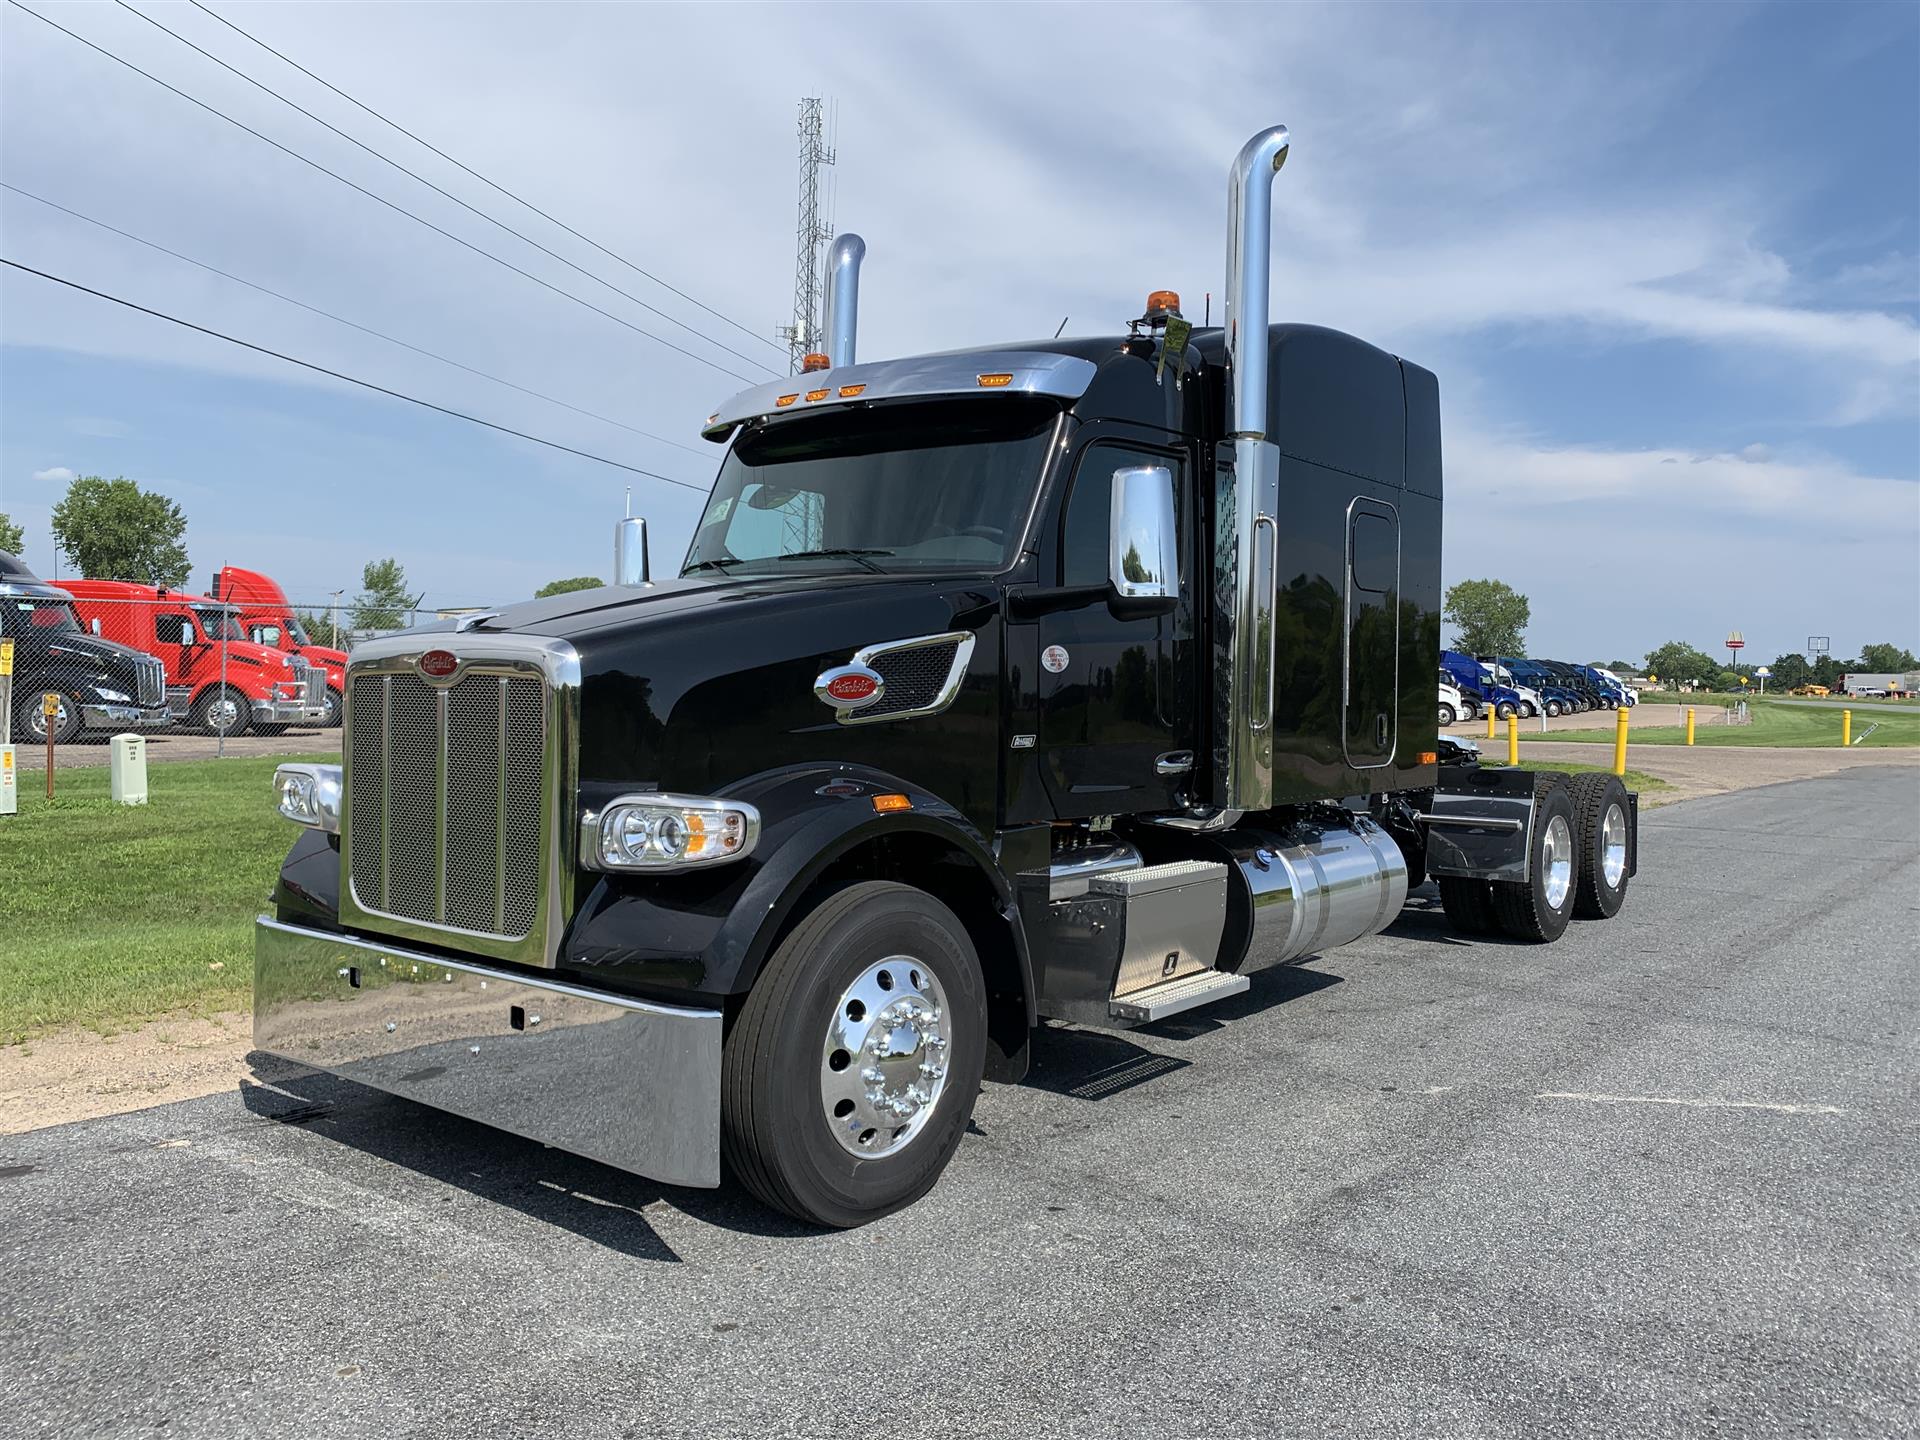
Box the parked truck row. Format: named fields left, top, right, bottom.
left=0, top=553, right=336, bottom=743
left=1439, top=649, right=1636, bottom=724
left=254, top=125, right=1644, bottom=1228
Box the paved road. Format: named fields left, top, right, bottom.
left=3, top=769, right=1916, bottom=1439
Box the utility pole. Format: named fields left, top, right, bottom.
left=775, top=97, right=836, bottom=374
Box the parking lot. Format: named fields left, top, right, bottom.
left=3, top=765, right=1913, bottom=1439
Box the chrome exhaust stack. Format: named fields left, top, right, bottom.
left=823, top=233, right=866, bottom=368
left=1214, top=125, right=1290, bottom=814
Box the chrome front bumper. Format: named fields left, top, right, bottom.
left=81, top=702, right=172, bottom=730
left=251, top=697, right=330, bottom=724
left=253, top=916, right=723, bottom=1187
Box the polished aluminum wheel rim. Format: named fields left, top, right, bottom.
left=820, top=955, right=951, bottom=1158
left=1601, top=804, right=1629, bottom=888
left=208, top=697, right=241, bottom=732
left=1542, top=814, right=1574, bottom=910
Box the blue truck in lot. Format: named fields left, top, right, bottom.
left=1442, top=648, right=1526, bottom=719
left=1492, top=657, right=1586, bottom=717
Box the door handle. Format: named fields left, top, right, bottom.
left=1155, top=750, right=1195, bottom=776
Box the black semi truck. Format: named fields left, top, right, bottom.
left=1, top=550, right=170, bottom=744
left=257, top=126, right=1638, bottom=1227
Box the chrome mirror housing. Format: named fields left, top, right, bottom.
left=1109, top=464, right=1178, bottom=601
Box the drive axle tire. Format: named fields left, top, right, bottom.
left=1568, top=773, right=1632, bottom=919
left=1438, top=876, right=1499, bottom=935
left=1491, top=775, right=1577, bottom=943
left=722, top=880, right=987, bottom=1229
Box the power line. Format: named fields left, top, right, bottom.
left=114, top=0, right=779, bottom=378
left=1, top=258, right=712, bottom=493
left=3, top=181, right=708, bottom=459
left=188, top=0, right=787, bottom=361
left=4, top=0, right=759, bottom=385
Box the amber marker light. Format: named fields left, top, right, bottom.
left=806, top=388, right=831, bottom=402
left=977, top=373, right=1014, bottom=388
left=838, top=384, right=867, bottom=398
left=775, top=393, right=800, bottom=408
left=871, top=793, right=913, bottom=813
left=800, top=352, right=831, bottom=372
left=1418, top=751, right=1438, bottom=765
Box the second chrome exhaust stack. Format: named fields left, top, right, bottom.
left=823, top=233, right=866, bottom=368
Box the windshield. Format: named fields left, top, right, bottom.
left=193, top=606, right=247, bottom=642
left=2, top=597, right=81, bottom=636
left=284, top=614, right=311, bottom=646
left=684, top=398, right=1060, bottom=577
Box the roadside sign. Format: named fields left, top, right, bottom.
left=0, top=638, right=12, bottom=676
left=44, top=692, right=61, bottom=717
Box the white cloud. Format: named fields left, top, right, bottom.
left=30, top=465, right=74, bottom=483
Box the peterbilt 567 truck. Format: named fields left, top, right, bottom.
left=257, top=126, right=1639, bottom=1227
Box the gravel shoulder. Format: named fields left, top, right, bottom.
left=20, top=728, right=342, bottom=769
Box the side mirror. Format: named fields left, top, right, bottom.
left=1109, top=464, right=1178, bottom=603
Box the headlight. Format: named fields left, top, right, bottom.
left=91, top=686, right=132, bottom=704
left=274, top=763, right=342, bottom=832
left=582, top=793, right=760, bottom=872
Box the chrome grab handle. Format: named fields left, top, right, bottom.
left=1249, top=515, right=1277, bottom=732
left=1155, top=750, right=1195, bottom=776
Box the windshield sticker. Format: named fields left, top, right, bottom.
left=1042, top=644, right=1070, bottom=674
left=705, top=496, right=735, bottom=524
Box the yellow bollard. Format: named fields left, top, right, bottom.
left=1843, top=709, right=1851, bottom=747
left=1686, top=707, right=1696, bottom=745
left=1613, top=703, right=1629, bottom=776
left=1486, top=706, right=1496, bottom=740
left=1507, top=712, right=1519, bottom=766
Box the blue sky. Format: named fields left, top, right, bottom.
left=2, top=1, right=1914, bottom=663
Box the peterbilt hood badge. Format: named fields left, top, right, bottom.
left=814, top=663, right=884, bottom=710
left=418, top=649, right=459, bottom=679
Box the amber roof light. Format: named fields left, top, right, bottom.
left=1145, top=289, right=1182, bottom=316
left=800, top=353, right=831, bottom=373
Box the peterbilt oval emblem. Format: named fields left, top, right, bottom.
left=815, top=664, right=885, bottom=710
left=418, top=649, right=459, bottom=679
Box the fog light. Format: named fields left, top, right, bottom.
left=273, top=763, right=341, bottom=832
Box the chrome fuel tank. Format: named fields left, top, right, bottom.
left=1213, top=817, right=1408, bottom=971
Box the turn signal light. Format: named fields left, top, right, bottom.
left=977, top=373, right=1013, bottom=388
left=838, top=383, right=866, bottom=398
left=871, top=793, right=913, bottom=813
left=800, top=353, right=831, bottom=372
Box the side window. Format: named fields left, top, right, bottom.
left=252, top=624, right=282, bottom=647
left=1061, top=443, right=1187, bottom=588
left=154, top=613, right=192, bottom=645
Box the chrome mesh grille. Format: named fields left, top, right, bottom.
left=346, top=666, right=546, bottom=939
left=134, top=655, right=165, bottom=707
left=860, top=639, right=961, bottom=720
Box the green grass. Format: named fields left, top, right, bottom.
left=1482, top=758, right=1672, bottom=793
left=0, top=756, right=327, bottom=1044
left=1521, top=697, right=1920, bottom=748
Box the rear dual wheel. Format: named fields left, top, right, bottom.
left=722, top=881, right=987, bottom=1228
left=1488, top=774, right=1577, bottom=942
left=1568, top=773, right=1632, bottom=918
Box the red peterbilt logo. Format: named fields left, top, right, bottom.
left=418, top=649, right=459, bottom=679
left=815, top=663, right=884, bottom=710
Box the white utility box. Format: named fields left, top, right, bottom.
left=0, top=745, right=15, bottom=815
left=110, top=733, right=149, bottom=805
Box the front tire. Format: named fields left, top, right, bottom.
left=1438, top=702, right=1457, bottom=727
left=1495, top=701, right=1516, bottom=721
left=190, top=685, right=251, bottom=737
left=16, top=692, right=82, bottom=745
left=1545, top=700, right=1562, bottom=718
left=722, top=881, right=988, bottom=1228
left=321, top=686, right=344, bottom=728
left=1491, top=776, right=1577, bottom=942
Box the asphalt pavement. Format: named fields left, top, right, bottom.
left=3, top=767, right=1915, bottom=1439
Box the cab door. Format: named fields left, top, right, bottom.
left=1342, top=496, right=1400, bottom=768
left=1035, top=435, right=1197, bottom=817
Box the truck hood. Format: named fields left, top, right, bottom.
left=42, top=631, right=153, bottom=672
left=422, top=573, right=900, bottom=642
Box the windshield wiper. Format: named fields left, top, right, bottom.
left=681, top=556, right=737, bottom=574
left=775, top=547, right=895, bottom=574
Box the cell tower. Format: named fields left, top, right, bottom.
left=775, top=97, right=836, bottom=375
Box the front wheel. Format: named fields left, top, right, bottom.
left=1495, top=701, right=1516, bottom=721
left=722, top=880, right=988, bottom=1228
left=16, top=691, right=83, bottom=745
left=1438, top=703, right=1457, bottom=727
left=190, top=685, right=252, bottom=737
left=1518, top=701, right=1537, bottom=719
left=321, top=686, right=344, bottom=728
left=1544, top=701, right=1562, bottom=718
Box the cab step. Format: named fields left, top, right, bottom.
left=1108, top=968, right=1249, bottom=1024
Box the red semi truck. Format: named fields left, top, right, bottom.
left=64, top=580, right=327, bottom=736
left=212, top=566, right=347, bottom=727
